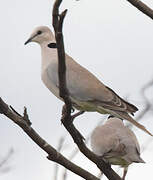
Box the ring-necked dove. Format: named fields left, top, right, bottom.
left=91, top=116, right=145, bottom=179
left=24, top=26, right=152, bottom=136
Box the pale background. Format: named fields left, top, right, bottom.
left=0, top=0, right=153, bottom=179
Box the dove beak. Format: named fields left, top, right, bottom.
left=24, top=34, right=38, bottom=45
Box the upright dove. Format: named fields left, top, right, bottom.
left=24, top=26, right=152, bottom=136
left=91, top=116, right=145, bottom=179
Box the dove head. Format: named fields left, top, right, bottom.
left=25, top=26, right=55, bottom=45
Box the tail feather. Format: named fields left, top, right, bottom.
left=106, top=86, right=138, bottom=114
left=136, top=157, right=145, bottom=163
left=116, top=111, right=153, bottom=136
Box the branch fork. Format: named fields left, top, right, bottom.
left=1, top=0, right=153, bottom=179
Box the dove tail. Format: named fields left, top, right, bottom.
left=117, top=112, right=152, bottom=136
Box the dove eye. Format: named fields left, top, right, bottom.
left=37, top=30, right=42, bottom=35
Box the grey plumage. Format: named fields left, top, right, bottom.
left=91, top=117, right=145, bottom=166
left=25, top=26, right=152, bottom=136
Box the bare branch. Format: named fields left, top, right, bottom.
left=126, top=78, right=153, bottom=129
left=53, top=1, right=71, bottom=113
left=0, top=98, right=99, bottom=180
left=61, top=117, right=109, bottom=180
left=126, top=0, right=153, bottom=20
left=62, top=135, right=87, bottom=180
left=54, top=137, right=65, bottom=180
left=0, top=148, right=14, bottom=173
left=52, top=0, right=122, bottom=179
left=136, top=79, right=153, bottom=120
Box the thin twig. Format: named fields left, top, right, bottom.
left=54, top=137, right=65, bottom=180
left=127, top=78, right=153, bottom=129
left=0, top=148, right=14, bottom=169
left=62, top=117, right=105, bottom=180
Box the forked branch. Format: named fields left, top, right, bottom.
left=52, top=0, right=121, bottom=180
left=0, top=98, right=99, bottom=180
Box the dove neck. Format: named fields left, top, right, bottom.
left=40, top=42, right=57, bottom=71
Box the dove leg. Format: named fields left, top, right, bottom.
left=122, top=166, right=128, bottom=180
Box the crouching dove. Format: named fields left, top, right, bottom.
left=91, top=116, right=145, bottom=179
left=24, top=26, right=152, bottom=136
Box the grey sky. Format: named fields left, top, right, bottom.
left=0, top=0, right=153, bottom=179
